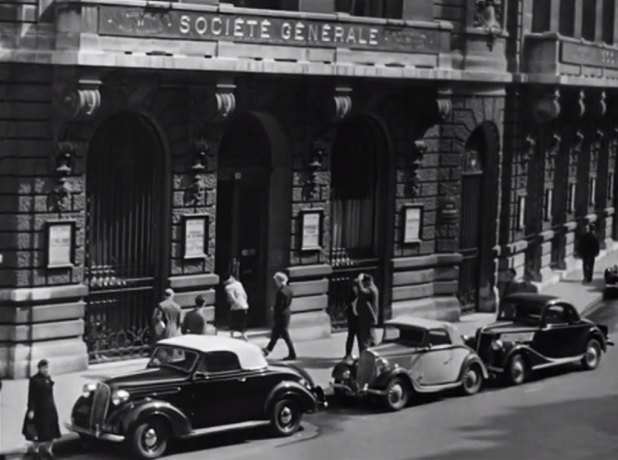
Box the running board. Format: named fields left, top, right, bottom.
left=181, top=420, right=271, bottom=438
left=532, top=355, right=583, bottom=370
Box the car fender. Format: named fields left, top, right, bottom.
left=263, top=381, right=316, bottom=415
left=114, top=399, right=192, bottom=438
left=458, top=354, right=489, bottom=380
left=374, top=367, right=414, bottom=391
left=502, top=343, right=538, bottom=368
left=585, top=327, right=608, bottom=352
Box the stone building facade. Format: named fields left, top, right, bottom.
left=0, top=0, right=615, bottom=378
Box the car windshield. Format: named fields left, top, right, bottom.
left=147, top=346, right=198, bottom=373
left=498, top=301, right=542, bottom=324
left=382, top=326, right=426, bottom=347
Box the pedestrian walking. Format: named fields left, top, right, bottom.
left=181, top=295, right=208, bottom=335
left=577, top=224, right=600, bottom=283
left=224, top=275, right=249, bottom=341
left=263, top=272, right=297, bottom=360
left=344, top=280, right=360, bottom=360
left=356, top=273, right=379, bottom=352
left=22, top=360, right=60, bottom=459
left=501, top=268, right=520, bottom=302
left=152, top=288, right=182, bottom=341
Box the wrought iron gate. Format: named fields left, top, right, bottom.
left=85, top=113, right=164, bottom=362
left=458, top=172, right=483, bottom=313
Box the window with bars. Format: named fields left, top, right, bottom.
left=330, top=119, right=381, bottom=265
left=543, top=188, right=553, bottom=221
left=567, top=183, right=577, bottom=213
left=517, top=195, right=526, bottom=230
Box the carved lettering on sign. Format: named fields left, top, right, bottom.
left=98, top=6, right=440, bottom=53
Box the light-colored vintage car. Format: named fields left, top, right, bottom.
left=331, top=316, right=488, bottom=411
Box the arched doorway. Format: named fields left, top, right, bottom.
left=215, top=113, right=290, bottom=328
left=85, top=112, right=169, bottom=362
left=458, top=124, right=499, bottom=312
left=328, top=116, right=394, bottom=327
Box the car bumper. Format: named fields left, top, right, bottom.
left=65, top=422, right=125, bottom=443
left=330, top=382, right=387, bottom=397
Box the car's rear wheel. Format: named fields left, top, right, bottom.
left=130, top=418, right=170, bottom=460
left=271, top=397, right=302, bottom=437
left=581, top=338, right=602, bottom=370
left=461, top=363, right=483, bottom=396
left=384, top=376, right=410, bottom=411
left=506, top=354, right=528, bottom=386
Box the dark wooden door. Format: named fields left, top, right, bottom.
left=458, top=172, right=483, bottom=312
left=85, top=113, right=166, bottom=362
left=215, top=172, right=267, bottom=327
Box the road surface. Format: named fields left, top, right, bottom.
left=57, top=301, right=618, bottom=460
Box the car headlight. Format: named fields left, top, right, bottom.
left=375, top=357, right=388, bottom=375
left=491, top=339, right=504, bottom=351
left=82, top=383, right=97, bottom=398
left=111, top=389, right=130, bottom=406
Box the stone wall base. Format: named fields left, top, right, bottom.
left=0, top=337, right=88, bottom=379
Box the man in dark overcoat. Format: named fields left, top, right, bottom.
left=263, top=272, right=297, bottom=360
left=356, top=273, right=379, bottom=352
left=577, top=224, right=601, bottom=283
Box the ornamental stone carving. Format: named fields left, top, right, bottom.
left=214, top=80, right=237, bottom=120
left=531, top=89, right=561, bottom=124
left=436, top=96, right=452, bottom=121
left=333, top=85, right=353, bottom=120
left=62, top=79, right=102, bottom=119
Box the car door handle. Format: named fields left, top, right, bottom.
left=237, top=377, right=247, bottom=383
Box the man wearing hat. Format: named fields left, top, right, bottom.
left=263, top=272, right=297, bottom=360
left=152, top=288, right=182, bottom=342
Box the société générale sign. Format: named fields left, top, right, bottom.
left=98, top=6, right=440, bottom=53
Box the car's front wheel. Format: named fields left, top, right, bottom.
left=506, top=354, right=528, bottom=386
left=461, top=363, right=483, bottom=396
left=581, top=338, right=602, bottom=370
left=130, top=418, right=170, bottom=460
left=384, top=376, right=410, bottom=411
left=271, top=397, right=302, bottom=437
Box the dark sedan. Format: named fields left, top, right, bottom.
left=469, top=293, right=613, bottom=385
left=68, top=335, right=326, bottom=459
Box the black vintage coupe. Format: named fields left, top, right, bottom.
left=68, top=335, right=326, bottom=459
left=469, top=293, right=613, bottom=385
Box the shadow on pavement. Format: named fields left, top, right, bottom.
left=402, top=394, right=618, bottom=460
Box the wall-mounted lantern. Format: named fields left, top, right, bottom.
left=304, top=142, right=326, bottom=200
left=190, top=139, right=210, bottom=207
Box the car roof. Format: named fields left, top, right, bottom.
left=502, top=293, right=559, bottom=305
left=385, top=315, right=452, bottom=330
left=158, top=335, right=268, bottom=371
left=385, top=316, right=464, bottom=345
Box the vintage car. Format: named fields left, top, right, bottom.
left=468, top=293, right=614, bottom=385
left=331, top=316, right=488, bottom=411
left=604, top=264, right=618, bottom=289
left=68, top=335, right=326, bottom=459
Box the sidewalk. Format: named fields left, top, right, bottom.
left=1, top=250, right=617, bottom=455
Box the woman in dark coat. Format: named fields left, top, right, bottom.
left=22, top=359, right=60, bottom=458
